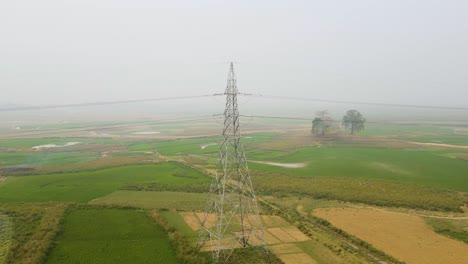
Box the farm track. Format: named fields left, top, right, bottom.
left=409, top=141, right=468, bottom=149
left=347, top=205, right=468, bottom=220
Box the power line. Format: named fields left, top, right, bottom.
left=242, top=94, right=468, bottom=111
left=0, top=115, right=217, bottom=139
left=0, top=95, right=217, bottom=112
left=3, top=92, right=467, bottom=112
left=238, top=114, right=468, bottom=126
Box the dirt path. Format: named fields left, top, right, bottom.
left=411, top=213, right=468, bottom=220
left=366, top=206, right=468, bottom=220
left=409, top=141, right=468, bottom=149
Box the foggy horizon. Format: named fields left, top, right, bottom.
left=1, top=1, right=467, bottom=107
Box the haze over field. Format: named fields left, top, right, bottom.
left=1, top=2, right=468, bottom=264
left=1, top=0, right=467, bottom=107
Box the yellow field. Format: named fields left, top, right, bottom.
left=313, top=208, right=468, bottom=264
left=181, top=212, right=316, bottom=264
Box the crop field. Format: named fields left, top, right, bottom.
left=90, top=190, right=207, bottom=211
left=0, top=118, right=467, bottom=264
left=0, top=163, right=209, bottom=203
left=0, top=213, right=12, bottom=264
left=176, top=211, right=319, bottom=264
left=248, top=146, right=468, bottom=192
left=424, top=217, right=468, bottom=243
left=313, top=207, right=468, bottom=264
left=0, top=151, right=99, bottom=167
left=0, top=137, right=121, bottom=149
left=46, top=208, right=178, bottom=264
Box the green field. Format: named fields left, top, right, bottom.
left=0, top=151, right=99, bottom=167
left=46, top=209, right=178, bottom=264
left=90, top=190, right=207, bottom=211
left=160, top=211, right=199, bottom=242
left=360, top=124, right=454, bottom=136
left=0, top=163, right=209, bottom=203
left=248, top=147, right=468, bottom=192
left=0, top=213, right=13, bottom=264
left=128, top=137, right=221, bottom=155
left=0, top=137, right=119, bottom=149
left=127, top=132, right=280, bottom=156
left=1, top=118, right=467, bottom=263
left=425, top=217, right=468, bottom=243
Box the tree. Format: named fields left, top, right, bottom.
left=311, top=117, right=323, bottom=135
left=311, top=110, right=332, bottom=136
left=342, top=110, right=366, bottom=134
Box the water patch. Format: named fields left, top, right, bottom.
left=250, top=160, right=307, bottom=168
left=200, top=143, right=217, bottom=150
left=32, top=142, right=80, bottom=150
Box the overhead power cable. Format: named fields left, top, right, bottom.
left=242, top=94, right=468, bottom=110
left=3, top=92, right=467, bottom=112
left=238, top=114, right=468, bottom=126
left=0, top=95, right=217, bottom=112
left=0, top=115, right=217, bottom=139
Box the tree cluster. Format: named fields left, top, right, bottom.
left=311, top=109, right=366, bottom=136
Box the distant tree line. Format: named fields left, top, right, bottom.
left=311, top=109, right=366, bottom=136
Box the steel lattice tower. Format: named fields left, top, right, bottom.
left=198, top=63, right=268, bottom=263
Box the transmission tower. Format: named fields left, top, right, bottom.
left=198, top=63, right=268, bottom=263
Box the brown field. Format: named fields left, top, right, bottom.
left=180, top=212, right=201, bottom=231
left=280, top=226, right=310, bottom=242
left=181, top=212, right=316, bottom=263
left=313, top=207, right=468, bottom=264
left=266, top=227, right=297, bottom=243
left=195, top=212, right=216, bottom=229
left=262, top=231, right=282, bottom=245
left=260, top=215, right=289, bottom=228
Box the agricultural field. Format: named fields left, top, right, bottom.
left=0, top=118, right=467, bottom=263
left=313, top=208, right=468, bottom=264
left=90, top=190, right=207, bottom=211
left=46, top=208, right=178, bottom=264
left=0, top=163, right=209, bottom=203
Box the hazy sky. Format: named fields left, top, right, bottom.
left=1, top=0, right=467, bottom=106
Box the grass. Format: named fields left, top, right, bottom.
left=90, top=190, right=207, bottom=211
left=160, top=211, right=199, bottom=242
left=254, top=173, right=466, bottom=212
left=0, top=151, right=99, bottom=167
left=296, top=240, right=359, bottom=264
left=0, top=203, right=66, bottom=264
left=0, top=137, right=119, bottom=149
left=424, top=217, right=468, bottom=244
left=109, top=151, right=153, bottom=157
left=360, top=124, right=453, bottom=136
left=248, top=146, right=468, bottom=192
left=0, top=162, right=209, bottom=203
left=127, top=132, right=280, bottom=156
left=46, top=208, right=178, bottom=264
left=128, top=136, right=220, bottom=155
left=0, top=213, right=13, bottom=264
